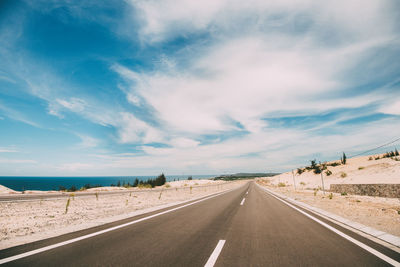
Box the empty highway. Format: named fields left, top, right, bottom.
left=1, top=182, right=399, bottom=266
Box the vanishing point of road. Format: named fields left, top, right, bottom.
left=1, top=182, right=399, bottom=266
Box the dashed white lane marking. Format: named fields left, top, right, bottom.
left=262, top=188, right=400, bottom=267
left=0, top=190, right=236, bottom=265
left=240, top=198, right=246, bottom=206
left=204, top=240, right=226, bottom=267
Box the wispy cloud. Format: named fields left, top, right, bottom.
left=0, top=158, right=37, bottom=164
left=0, top=148, right=18, bottom=153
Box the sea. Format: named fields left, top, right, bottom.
left=0, top=175, right=216, bottom=191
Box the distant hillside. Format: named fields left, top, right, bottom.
left=213, top=173, right=279, bottom=181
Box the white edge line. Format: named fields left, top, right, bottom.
left=258, top=186, right=400, bottom=267
left=0, top=189, right=239, bottom=265
left=204, top=240, right=226, bottom=267
left=240, top=198, right=245, bottom=206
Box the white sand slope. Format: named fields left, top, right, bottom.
left=265, top=154, right=400, bottom=189
left=0, top=184, right=17, bottom=194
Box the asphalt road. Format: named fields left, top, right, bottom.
left=1, top=182, right=399, bottom=266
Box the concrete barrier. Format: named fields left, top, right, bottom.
left=330, top=184, right=400, bottom=198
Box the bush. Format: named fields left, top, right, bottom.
left=358, top=166, right=364, bottom=170
left=68, top=185, right=77, bottom=192
left=340, top=172, right=347, bottom=178
left=325, top=170, right=332, bottom=176
left=328, top=162, right=341, bottom=167
left=313, top=167, right=322, bottom=174
left=278, top=182, right=286, bottom=187
left=300, top=181, right=306, bottom=186
left=297, top=168, right=304, bottom=175
left=368, top=157, right=373, bottom=161
left=137, top=183, right=152, bottom=189
left=341, top=192, right=347, bottom=196
left=328, top=193, right=333, bottom=199
left=165, top=183, right=171, bottom=188
left=341, top=152, right=347, bottom=165
left=188, top=176, right=193, bottom=180
left=59, top=186, right=66, bottom=191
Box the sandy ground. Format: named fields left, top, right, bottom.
left=0, top=185, right=17, bottom=194
left=257, top=180, right=400, bottom=236
left=0, top=180, right=243, bottom=249
left=256, top=153, right=400, bottom=237
left=269, top=154, right=400, bottom=189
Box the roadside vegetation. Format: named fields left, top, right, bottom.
left=214, top=173, right=279, bottom=181
left=57, top=174, right=167, bottom=192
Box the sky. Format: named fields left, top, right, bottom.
left=0, top=0, right=400, bottom=176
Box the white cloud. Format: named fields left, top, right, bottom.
left=114, top=36, right=381, bottom=136
left=170, top=138, right=200, bottom=148
left=118, top=112, right=164, bottom=144
left=0, top=158, right=36, bottom=164
left=0, top=148, right=18, bottom=153
left=76, top=134, right=99, bottom=148
left=129, top=0, right=397, bottom=44
left=380, top=100, right=400, bottom=115
left=56, top=97, right=87, bottom=112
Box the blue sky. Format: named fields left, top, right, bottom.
left=0, top=0, right=400, bottom=176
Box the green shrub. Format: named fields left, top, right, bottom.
left=68, top=186, right=77, bottom=192
left=300, top=182, right=306, bottom=186
left=278, top=182, right=286, bottom=187
left=341, top=192, right=347, bottom=196
left=59, top=186, right=66, bottom=191
left=368, top=157, right=373, bottom=161
left=297, top=168, right=304, bottom=175
left=165, top=183, right=171, bottom=188
left=138, top=183, right=152, bottom=189
left=341, top=152, right=347, bottom=165
left=328, top=193, right=333, bottom=199
left=328, top=161, right=341, bottom=167
left=358, top=166, right=365, bottom=170
left=325, top=170, right=332, bottom=176
left=340, top=172, right=347, bottom=178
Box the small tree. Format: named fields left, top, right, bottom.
left=395, top=148, right=399, bottom=156
left=341, top=152, right=347, bottom=165
left=133, top=178, right=139, bottom=187
left=188, top=176, right=193, bottom=180
left=310, top=159, right=317, bottom=169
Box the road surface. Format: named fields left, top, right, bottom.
left=1, top=182, right=399, bottom=266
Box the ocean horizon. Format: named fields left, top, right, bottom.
left=0, top=175, right=217, bottom=191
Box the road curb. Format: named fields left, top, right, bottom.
left=256, top=184, right=400, bottom=248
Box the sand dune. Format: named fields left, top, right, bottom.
left=267, top=154, right=400, bottom=189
